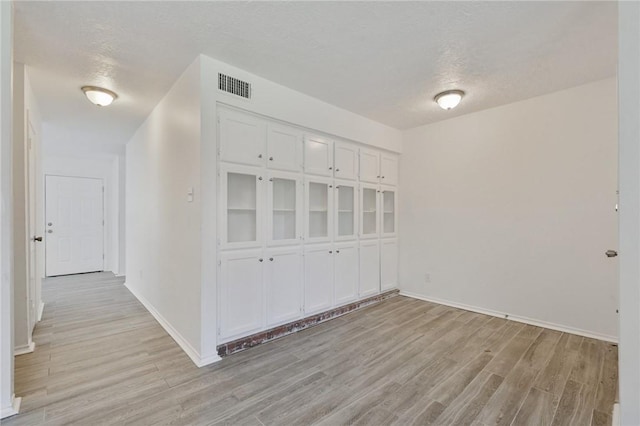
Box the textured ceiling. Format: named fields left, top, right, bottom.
left=14, top=1, right=617, bottom=146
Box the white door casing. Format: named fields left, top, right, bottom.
left=45, top=175, right=104, bottom=276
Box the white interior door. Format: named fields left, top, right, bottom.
left=27, top=120, right=39, bottom=330
left=45, top=175, right=104, bottom=276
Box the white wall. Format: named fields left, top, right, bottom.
left=12, top=63, right=42, bottom=353
left=0, top=1, right=17, bottom=418
left=618, top=2, right=640, bottom=423
left=400, top=78, right=618, bottom=341
left=43, top=155, right=122, bottom=275
left=126, top=58, right=204, bottom=362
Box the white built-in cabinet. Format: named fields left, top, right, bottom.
left=217, top=107, right=399, bottom=343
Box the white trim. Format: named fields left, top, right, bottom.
left=0, top=395, right=21, bottom=419
left=37, top=301, right=44, bottom=322
left=612, top=403, right=620, bottom=426
left=14, top=341, right=35, bottom=356
left=400, top=291, right=619, bottom=344
left=124, top=282, right=222, bottom=367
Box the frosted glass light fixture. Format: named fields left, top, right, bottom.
left=81, top=86, right=118, bottom=106
left=434, top=90, right=464, bottom=110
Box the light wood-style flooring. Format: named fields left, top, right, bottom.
left=6, top=272, right=617, bottom=425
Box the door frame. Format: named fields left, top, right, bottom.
left=44, top=174, right=105, bottom=277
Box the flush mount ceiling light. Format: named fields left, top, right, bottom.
left=434, top=90, right=465, bottom=110
left=81, top=86, right=118, bottom=106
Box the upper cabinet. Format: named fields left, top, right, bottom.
left=219, top=110, right=266, bottom=167
left=359, top=148, right=380, bottom=183
left=267, top=124, right=303, bottom=172
left=304, top=135, right=334, bottom=177
left=334, top=142, right=358, bottom=181
left=380, top=154, right=399, bottom=186
left=220, top=165, right=264, bottom=249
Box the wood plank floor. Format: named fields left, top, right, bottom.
left=5, top=272, right=617, bottom=425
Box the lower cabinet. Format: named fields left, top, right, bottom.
left=219, top=249, right=265, bottom=341
left=359, top=240, right=380, bottom=297
left=334, top=243, right=359, bottom=305
left=265, top=247, right=303, bottom=327
left=381, top=239, right=398, bottom=291
left=304, top=244, right=334, bottom=315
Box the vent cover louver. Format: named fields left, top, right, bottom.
left=218, top=73, right=251, bottom=99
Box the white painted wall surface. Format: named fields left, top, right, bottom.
left=199, top=55, right=403, bottom=153
left=126, top=59, right=204, bottom=360
left=12, top=64, right=42, bottom=354
left=43, top=155, right=121, bottom=275
left=618, top=3, right=640, bottom=423
left=400, top=78, right=618, bottom=341
left=0, top=1, right=18, bottom=418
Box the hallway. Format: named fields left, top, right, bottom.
left=6, top=273, right=617, bottom=425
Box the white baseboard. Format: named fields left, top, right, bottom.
left=0, top=395, right=21, bottom=419
left=14, top=341, right=35, bottom=356
left=612, top=403, right=620, bottom=426
left=37, top=301, right=45, bottom=322
left=399, top=291, right=619, bottom=344
left=124, top=283, right=222, bottom=368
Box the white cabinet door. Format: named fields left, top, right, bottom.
left=360, top=184, right=380, bottom=239
left=267, top=124, right=303, bottom=172
left=305, top=177, right=334, bottom=244
left=359, top=240, right=380, bottom=297
left=380, top=154, right=399, bottom=186
left=334, top=243, right=359, bottom=306
left=380, top=239, right=398, bottom=291
left=265, top=248, right=303, bottom=326
left=381, top=186, right=397, bottom=238
left=359, top=148, right=380, bottom=183
left=267, top=171, right=302, bottom=246
left=219, top=110, right=266, bottom=167
left=334, top=143, right=358, bottom=181
left=304, top=135, right=334, bottom=177
left=219, top=250, right=264, bottom=341
left=334, top=180, right=358, bottom=241
left=304, top=245, right=334, bottom=314
left=220, top=165, right=264, bottom=249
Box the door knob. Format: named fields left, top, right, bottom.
left=47, top=230, right=53, bottom=234
left=33, top=236, right=42, bottom=242
left=605, top=250, right=618, bottom=258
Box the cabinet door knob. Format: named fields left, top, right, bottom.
left=329, top=251, right=333, bottom=254
left=336, top=250, right=340, bottom=253
left=259, top=258, right=264, bottom=262
left=336, top=168, right=340, bottom=172
left=269, top=257, right=274, bottom=261
left=258, top=176, right=263, bottom=181
left=376, top=175, right=380, bottom=178
left=329, top=185, right=333, bottom=188
left=329, top=167, right=333, bottom=170
left=258, top=154, right=263, bottom=159
left=382, top=176, right=385, bottom=179
left=269, top=157, right=274, bottom=161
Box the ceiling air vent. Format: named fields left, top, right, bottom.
left=218, top=73, right=251, bottom=99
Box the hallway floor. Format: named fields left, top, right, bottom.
left=6, top=272, right=617, bottom=425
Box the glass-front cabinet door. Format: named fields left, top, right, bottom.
left=381, top=186, right=397, bottom=237
left=305, top=177, right=333, bottom=243
left=335, top=181, right=357, bottom=241
left=267, top=172, right=302, bottom=246
left=360, top=183, right=379, bottom=239
left=220, top=165, right=263, bottom=249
